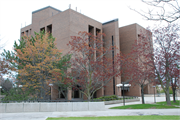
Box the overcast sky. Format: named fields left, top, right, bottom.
left=0, top=0, right=170, bottom=52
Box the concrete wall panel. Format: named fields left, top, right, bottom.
left=24, top=103, right=40, bottom=112
left=0, top=103, right=6, bottom=113
left=6, top=103, right=23, bottom=113
left=57, top=102, right=73, bottom=111
left=89, top=102, right=105, bottom=111
left=73, top=102, right=88, bottom=111
left=40, top=103, right=57, bottom=112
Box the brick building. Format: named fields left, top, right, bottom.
left=21, top=6, right=154, bottom=100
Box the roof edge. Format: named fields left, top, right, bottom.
left=32, top=6, right=61, bottom=14
left=102, top=19, right=118, bottom=25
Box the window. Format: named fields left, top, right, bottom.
left=112, top=36, right=115, bottom=95
left=40, top=27, right=45, bottom=32
left=25, top=30, right=28, bottom=36
left=47, top=24, right=52, bottom=34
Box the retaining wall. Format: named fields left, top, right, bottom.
left=104, top=98, right=140, bottom=105
left=0, top=102, right=105, bottom=113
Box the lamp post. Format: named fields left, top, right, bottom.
left=153, top=86, right=156, bottom=103
left=49, top=84, right=53, bottom=100
left=0, top=86, right=2, bottom=93
left=116, top=83, right=131, bottom=106
left=0, top=86, right=2, bottom=103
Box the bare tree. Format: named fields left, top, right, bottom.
left=130, top=0, right=180, bottom=23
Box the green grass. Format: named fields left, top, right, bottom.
left=156, top=100, right=180, bottom=106
left=46, top=115, right=180, bottom=120
left=110, top=100, right=180, bottom=109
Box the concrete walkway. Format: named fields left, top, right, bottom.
left=0, top=97, right=179, bottom=120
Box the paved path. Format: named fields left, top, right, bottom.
left=0, top=97, right=179, bottom=120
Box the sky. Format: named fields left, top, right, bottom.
left=0, top=0, right=171, bottom=52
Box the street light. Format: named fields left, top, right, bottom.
left=0, top=86, right=2, bottom=94
left=116, top=83, right=131, bottom=106
left=152, top=86, right=156, bottom=103
left=0, top=86, right=2, bottom=102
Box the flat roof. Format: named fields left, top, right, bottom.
left=32, top=6, right=61, bottom=14
left=102, top=19, right=118, bottom=25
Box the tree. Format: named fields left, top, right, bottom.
left=153, top=24, right=179, bottom=105
left=169, top=54, right=179, bottom=102
left=2, top=31, right=55, bottom=72
left=15, top=32, right=62, bottom=100
left=51, top=54, right=71, bottom=100
left=0, top=36, right=10, bottom=84
left=122, top=40, right=155, bottom=104
left=67, top=31, right=122, bottom=100
left=1, top=78, right=13, bottom=93
left=131, top=0, right=180, bottom=23
left=134, top=24, right=180, bottom=105
left=0, top=58, right=10, bottom=80
left=2, top=87, right=31, bottom=102
left=121, top=29, right=155, bottom=104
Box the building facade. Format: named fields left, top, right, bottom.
left=21, top=6, right=154, bottom=100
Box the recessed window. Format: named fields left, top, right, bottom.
left=40, top=27, right=45, bottom=32
left=47, top=24, right=52, bottom=34
left=21, top=32, right=24, bottom=36
left=25, top=30, right=28, bottom=36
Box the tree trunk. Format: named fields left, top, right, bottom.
left=88, top=95, right=91, bottom=101
left=65, top=90, right=68, bottom=101
left=141, top=85, right=145, bottom=104
left=166, top=87, right=171, bottom=105
left=172, top=87, right=176, bottom=103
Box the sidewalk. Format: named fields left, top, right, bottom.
left=0, top=97, right=179, bottom=120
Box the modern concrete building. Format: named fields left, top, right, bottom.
left=21, top=6, right=154, bottom=100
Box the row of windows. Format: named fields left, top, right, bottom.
left=21, top=24, right=52, bottom=37
left=21, top=29, right=31, bottom=37
left=40, top=24, right=52, bottom=34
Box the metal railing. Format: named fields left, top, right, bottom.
left=0, top=96, right=138, bottom=103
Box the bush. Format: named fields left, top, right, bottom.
left=94, top=95, right=119, bottom=101
left=2, top=88, right=32, bottom=102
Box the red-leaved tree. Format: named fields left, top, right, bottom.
left=122, top=30, right=155, bottom=104
left=67, top=31, right=122, bottom=100
left=128, top=24, right=180, bottom=105
left=152, top=24, right=180, bottom=105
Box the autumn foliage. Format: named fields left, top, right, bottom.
left=122, top=29, right=155, bottom=104
left=67, top=31, right=122, bottom=100
left=15, top=32, right=62, bottom=99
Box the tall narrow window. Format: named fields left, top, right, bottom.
left=29, top=29, right=31, bottom=35
left=96, top=28, right=101, bottom=58
left=88, top=25, right=94, bottom=61
left=47, top=24, right=52, bottom=34
left=88, top=25, right=94, bottom=47
left=21, top=32, right=24, bottom=37
left=112, top=36, right=115, bottom=95
left=25, top=30, right=28, bottom=36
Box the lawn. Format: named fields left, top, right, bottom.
left=47, top=115, right=179, bottom=120
left=156, top=100, right=180, bottom=106
left=110, top=100, right=180, bottom=109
